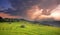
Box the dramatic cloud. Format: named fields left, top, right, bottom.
left=26, top=4, right=60, bottom=21
left=0, top=0, right=60, bottom=21
left=9, top=0, right=42, bottom=16
left=50, top=5, right=60, bottom=21
left=9, top=0, right=59, bottom=15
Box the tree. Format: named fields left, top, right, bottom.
left=0, top=17, right=4, bottom=22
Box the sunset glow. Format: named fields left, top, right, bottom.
left=0, top=0, right=60, bottom=21
left=26, top=5, right=60, bottom=21
left=0, top=12, right=20, bottom=18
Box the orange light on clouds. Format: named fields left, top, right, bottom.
left=0, top=12, right=20, bottom=18
left=31, top=9, right=43, bottom=20
left=26, top=5, right=60, bottom=21
left=26, top=5, right=51, bottom=20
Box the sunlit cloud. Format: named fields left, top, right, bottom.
left=26, top=4, right=60, bottom=21
left=50, top=5, right=60, bottom=21
left=0, top=0, right=60, bottom=21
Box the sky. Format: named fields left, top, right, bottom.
left=0, top=0, right=20, bottom=18
left=0, top=0, right=60, bottom=21
left=0, top=0, right=12, bottom=9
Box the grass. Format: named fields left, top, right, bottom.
left=0, top=21, right=60, bottom=35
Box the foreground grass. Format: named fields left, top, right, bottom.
left=0, top=21, right=60, bottom=35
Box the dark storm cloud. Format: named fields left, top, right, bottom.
left=57, top=0, right=60, bottom=4
left=9, top=0, right=60, bottom=16
left=0, top=0, right=60, bottom=22
left=0, top=0, right=60, bottom=17
left=9, top=0, right=42, bottom=16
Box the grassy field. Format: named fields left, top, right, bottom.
left=0, top=21, right=60, bottom=35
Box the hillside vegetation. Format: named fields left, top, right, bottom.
left=0, top=21, right=60, bottom=35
